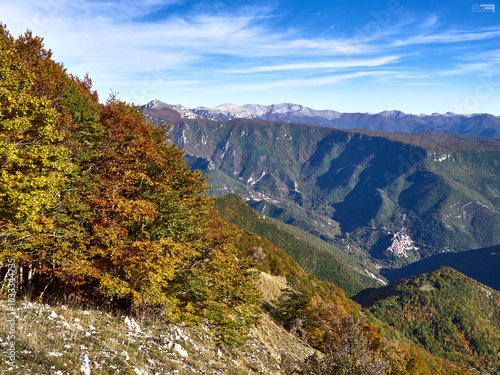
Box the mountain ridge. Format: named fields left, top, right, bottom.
left=142, top=99, right=500, bottom=139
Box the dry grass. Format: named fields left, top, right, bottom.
left=256, top=272, right=288, bottom=307
left=0, top=273, right=314, bottom=374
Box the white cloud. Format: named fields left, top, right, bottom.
left=218, top=70, right=395, bottom=92
left=392, top=26, right=500, bottom=47
left=1, top=0, right=499, bottom=113
left=2, top=1, right=379, bottom=86
left=435, top=49, right=500, bottom=76
left=421, top=14, right=439, bottom=28
left=227, top=55, right=404, bottom=74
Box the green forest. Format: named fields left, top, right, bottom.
left=355, top=267, right=500, bottom=371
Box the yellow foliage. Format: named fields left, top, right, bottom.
left=0, top=26, right=261, bottom=345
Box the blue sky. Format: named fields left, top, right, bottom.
left=2, top=0, right=500, bottom=114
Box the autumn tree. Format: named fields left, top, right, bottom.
left=299, top=312, right=388, bottom=375
left=0, top=27, right=260, bottom=344
left=0, top=25, right=70, bottom=264
left=77, top=97, right=261, bottom=342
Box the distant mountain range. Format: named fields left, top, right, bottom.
left=142, top=99, right=500, bottom=138
left=142, top=101, right=500, bottom=275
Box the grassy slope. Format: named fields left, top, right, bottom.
left=0, top=292, right=316, bottom=374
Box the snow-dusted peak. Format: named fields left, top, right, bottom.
left=270, top=103, right=303, bottom=114
left=143, top=99, right=169, bottom=110
left=191, top=103, right=259, bottom=120
left=242, top=104, right=272, bottom=117
left=189, top=102, right=343, bottom=121
left=257, top=103, right=342, bottom=120
left=215, top=103, right=245, bottom=111
left=171, top=105, right=202, bottom=119
left=378, top=110, right=406, bottom=118
left=141, top=100, right=201, bottom=119
left=214, top=103, right=259, bottom=118
left=293, top=106, right=342, bottom=120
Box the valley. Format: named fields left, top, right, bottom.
left=144, top=102, right=500, bottom=285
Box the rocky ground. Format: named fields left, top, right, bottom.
left=0, top=273, right=314, bottom=374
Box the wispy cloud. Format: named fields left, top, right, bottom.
left=392, top=26, right=500, bottom=47
left=227, top=55, right=404, bottom=74
left=2, top=0, right=499, bottom=113
left=5, top=1, right=378, bottom=79
left=436, top=49, right=500, bottom=76
left=421, top=14, right=439, bottom=28
left=219, top=70, right=397, bottom=92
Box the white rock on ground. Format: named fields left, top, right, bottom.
left=81, top=353, right=91, bottom=375
left=124, top=316, right=141, bottom=333
left=164, top=341, right=173, bottom=350
left=173, top=343, right=188, bottom=358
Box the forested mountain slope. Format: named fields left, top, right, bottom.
left=354, top=267, right=500, bottom=372
left=215, top=194, right=380, bottom=296
left=145, top=113, right=500, bottom=269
